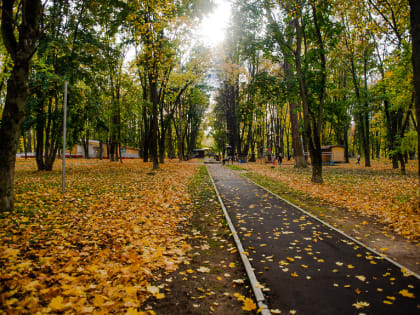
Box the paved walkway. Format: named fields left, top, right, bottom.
left=207, top=165, right=419, bottom=314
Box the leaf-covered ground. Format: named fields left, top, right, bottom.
left=0, top=160, right=202, bottom=313
left=144, top=166, right=255, bottom=314
left=236, top=159, right=419, bottom=242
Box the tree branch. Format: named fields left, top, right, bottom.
left=1, top=0, right=18, bottom=59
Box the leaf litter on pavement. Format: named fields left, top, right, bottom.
left=239, top=160, right=419, bottom=241
left=213, top=164, right=419, bottom=314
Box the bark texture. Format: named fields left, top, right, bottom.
left=409, top=0, right=420, bottom=204
left=0, top=0, right=41, bottom=212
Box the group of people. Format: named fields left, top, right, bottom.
left=220, top=152, right=286, bottom=165
left=272, top=153, right=283, bottom=165
left=222, top=155, right=234, bottom=165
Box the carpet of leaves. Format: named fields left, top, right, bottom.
left=240, top=159, right=419, bottom=241
left=1, top=159, right=198, bottom=314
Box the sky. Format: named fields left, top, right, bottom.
left=196, top=0, right=233, bottom=145
left=197, top=0, right=233, bottom=148
left=197, top=0, right=232, bottom=47
left=125, top=0, right=231, bottom=65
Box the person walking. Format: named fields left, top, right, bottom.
left=356, top=153, right=361, bottom=165
left=278, top=152, right=283, bottom=165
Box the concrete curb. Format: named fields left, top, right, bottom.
left=206, top=166, right=271, bottom=315
left=243, top=174, right=420, bottom=280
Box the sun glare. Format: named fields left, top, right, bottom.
left=198, top=0, right=232, bottom=47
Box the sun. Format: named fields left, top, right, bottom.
left=197, top=0, right=232, bottom=47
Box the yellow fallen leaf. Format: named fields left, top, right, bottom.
left=126, top=308, right=141, bottom=315
left=255, top=282, right=264, bottom=289
left=92, top=295, right=106, bottom=307
left=352, top=301, right=369, bottom=309
left=399, top=289, right=415, bottom=298
left=401, top=268, right=413, bottom=277
left=147, top=286, right=159, bottom=295
left=125, top=287, right=137, bottom=296
left=233, top=292, right=245, bottom=301
left=155, top=293, right=165, bottom=299
left=197, top=266, right=210, bottom=273
left=49, top=296, right=67, bottom=311
left=242, top=298, right=256, bottom=311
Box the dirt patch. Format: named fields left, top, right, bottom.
left=142, top=166, right=255, bottom=314
left=240, top=170, right=420, bottom=275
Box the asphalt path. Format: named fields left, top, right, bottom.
left=207, top=164, right=419, bottom=315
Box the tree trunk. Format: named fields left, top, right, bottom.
left=399, top=153, right=406, bottom=175
left=294, top=8, right=324, bottom=183
left=0, top=0, right=41, bottom=211
left=159, top=130, right=165, bottom=164
left=362, top=59, right=371, bottom=167
left=99, top=140, right=103, bottom=160
left=149, top=78, right=159, bottom=169
left=23, top=129, right=27, bottom=159
left=409, top=0, right=420, bottom=205
left=35, top=104, right=45, bottom=170
left=344, top=129, right=349, bottom=163
left=0, top=61, right=31, bottom=209
left=284, top=49, right=306, bottom=168
left=289, top=102, right=306, bottom=167
left=82, top=129, right=89, bottom=159
left=167, top=123, right=175, bottom=159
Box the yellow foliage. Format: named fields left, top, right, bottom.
left=1, top=159, right=198, bottom=313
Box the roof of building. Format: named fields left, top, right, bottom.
left=321, top=145, right=346, bottom=150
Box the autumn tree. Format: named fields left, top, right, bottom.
left=0, top=0, right=42, bottom=211
left=409, top=0, right=420, bottom=201
left=130, top=0, right=211, bottom=168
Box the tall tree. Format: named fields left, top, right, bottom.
left=0, top=0, right=42, bottom=212
left=409, top=0, right=420, bottom=202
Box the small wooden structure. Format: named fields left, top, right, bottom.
left=321, top=145, right=346, bottom=164
left=192, top=148, right=209, bottom=158
left=70, top=140, right=139, bottom=159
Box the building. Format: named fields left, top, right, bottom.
left=321, top=145, right=346, bottom=164
left=69, top=140, right=140, bottom=159
left=192, top=148, right=210, bottom=158
left=16, top=140, right=140, bottom=159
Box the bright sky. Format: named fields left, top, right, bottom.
left=197, top=0, right=232, bottom=47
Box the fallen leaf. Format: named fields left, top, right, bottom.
left=399, top=289, right=415, bottom=298
left=352, top=301, right=369, bottom=309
